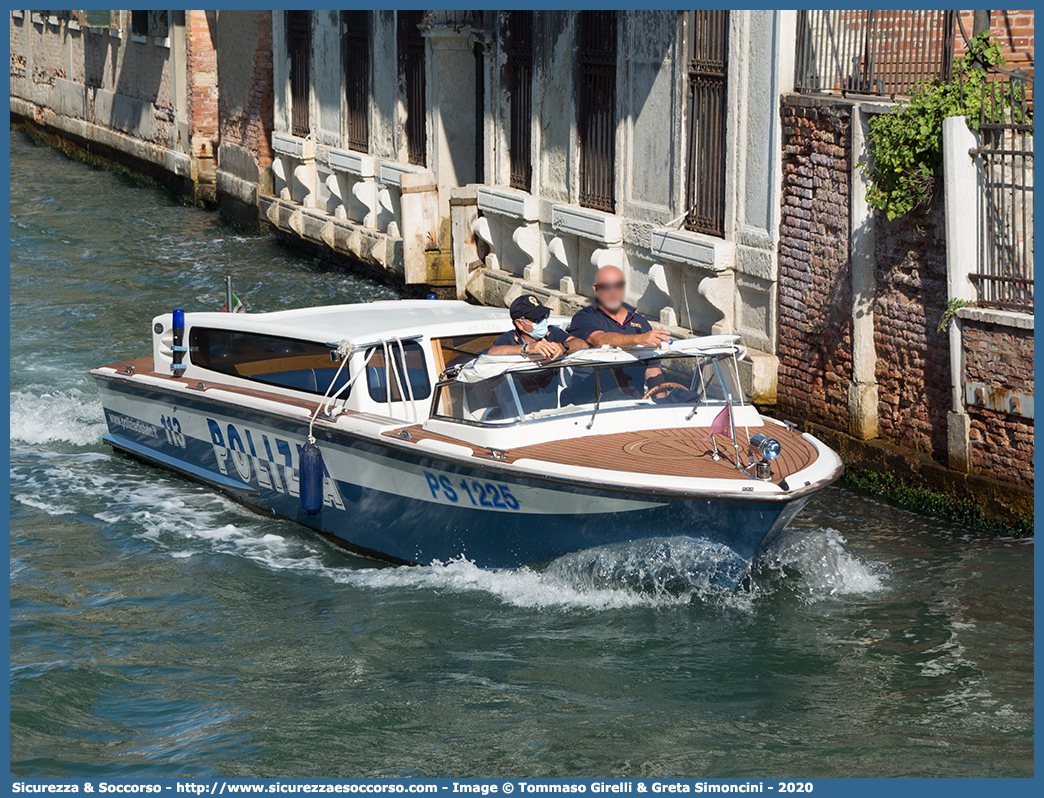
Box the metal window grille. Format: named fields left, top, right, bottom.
left=398, top=10, right=427, bottom=167
left=342, top=10, right=370, bottom=153
left=971, top=79, right=1034, bottom=312
left=685, top=10, right=729, bottom=238
left=286, top=11, right=311, bottom=138
left=577, top=11, right=617, bottom=213
left=506, top=10, right=534, bottom=192
left=795, top=10, right=955, bottom=97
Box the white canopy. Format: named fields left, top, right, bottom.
left=455, top=334, right=746, bottom=384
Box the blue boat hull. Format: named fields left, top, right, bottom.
left=96, top=378, right=813, bottom=568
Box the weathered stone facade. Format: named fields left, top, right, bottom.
left=9, top=10, right=273, bottom=216
left=9, top=11, right=209, bottom=196
left=260, top=9, right=796, bottom=401
left=776, top=99, right=853, bottom=431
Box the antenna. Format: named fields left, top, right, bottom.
left=682, top=281, right=692, bottom=334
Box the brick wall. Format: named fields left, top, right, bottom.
left=776, top=92, right=1032, bottom=492
left=955, top=10, right=1034, bottom=60
left=776, top=97, right=853, bottom=432
left=216, top=10, right=274, bottom=175
left=956, top=10, right=1034, bottom=107
left=872, top=209, right=952, bottom=460
left=187, top=10, right=219, bottom=162
left=963, top=320, right=1034, bottom=485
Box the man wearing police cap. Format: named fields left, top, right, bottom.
left=488, top=294, right=585, bottom=361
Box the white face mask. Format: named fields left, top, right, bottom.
left=528, top=318, right=550, bottom=339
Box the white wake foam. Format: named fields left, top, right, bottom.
left=754, top=528, right=887, bottom=599
left=10, top=389, right=106, bottom=447
left=333, top=557, right=696, bottom=611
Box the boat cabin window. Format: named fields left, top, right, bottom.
left=431, top=333, right=501, bottom=374
left=365, top=340, right=432, bottom=403
left=189, top=327, right=352, bottom=397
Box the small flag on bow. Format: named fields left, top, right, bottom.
left=701, top=404, right=732, bottom=441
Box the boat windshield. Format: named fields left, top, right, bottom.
left=431, top=352, right=745, bottom=426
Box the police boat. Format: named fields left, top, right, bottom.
left=91, top=297, right=843, bottom=571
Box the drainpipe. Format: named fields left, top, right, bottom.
left=972, top=10, right=991, bottom=38
left=971, top=11, right=992, bottom=71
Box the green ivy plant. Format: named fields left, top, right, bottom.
left=859, top=32, right=1022, bottom=220
left=936, top=297, right=971, bottom=333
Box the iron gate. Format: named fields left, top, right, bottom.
left=577, top=11, right=617, bottom=213
left=398, top=10, right=427, bottom=167
left=506, top=10, right=534, bottom=192
left=971, top=80, right=1034, bottom=312
left=286, top=11, right=311, bottom=138
left=342, top=10, right=370, bottom=153
left=685, top=10, right=729, bottom=238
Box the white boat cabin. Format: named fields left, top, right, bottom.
left=152, top=300, right=763, bottom=448
left=153, top=300, right=517, bottom=420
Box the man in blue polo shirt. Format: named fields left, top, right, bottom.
left=567, top=265, right=670, bottom=396
left=567, top=265, right=672, bottom=349
left=488, top=294, right=585, bottom=361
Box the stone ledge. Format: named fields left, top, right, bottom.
left=477, top=186, right=539, bottom=221
left=10, top=104, right=212, bottom=206
left=650, top=226, right=734, bottom=272
left=378, top=160, right=427, bottom=187
left=11, top=96, right=191, bottom=178
left=782, top=92, right=895, bottom=114
left=272, top=131, right=314, bottom=161
left=551, top=204, right=623, bottom=245
left=216, top=169, right=257, bottom=207
left=328, top=148, right=375, bottom=178
left=259, top=194, right=404, bottom=279
left=957, top=305, right=1034, bottom=330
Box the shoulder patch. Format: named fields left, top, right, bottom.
left=630, top=322, right=642, bottom=328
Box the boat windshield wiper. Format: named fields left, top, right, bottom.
left=586, top=371, right=602, bottom=430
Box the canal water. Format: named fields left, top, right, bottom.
left=8, top=135, right=1034, bottom=778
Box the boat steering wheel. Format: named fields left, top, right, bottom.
left=641, top=382, right=688, bottom=401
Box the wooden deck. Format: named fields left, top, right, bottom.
left=385, top=422, right=818, bottom=483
